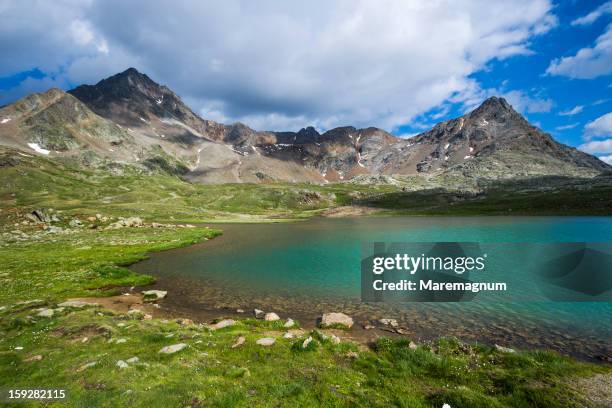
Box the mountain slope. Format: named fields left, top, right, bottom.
left=0, top=88, right=138, bottom=164
left=1, top=68, right=608, bottom=184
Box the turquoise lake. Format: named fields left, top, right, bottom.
left=131, top=216, right=612, bottom=361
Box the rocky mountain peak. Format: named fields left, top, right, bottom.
left=468, top=96, right=522, bottom=124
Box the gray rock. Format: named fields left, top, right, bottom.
left=142, top=290, right=167, bottom=302
left=256, top=337, right=275, bottom=346
left=36, top=308, right=54, bottom=318
left=159, top=343, right=187, bottom=354
left=379, top=318, right=399, bottom=328
left=116, top=360, right=129, bottom=369
left=284, top=318, right=295, bottom=328
left=69, top=219, right=83, bottom=228
left=209, top=319, right=235, bottom=330
left=231, top=336, right=246, bottom=348
left=495, top=344, right=515, bottom=353
left=253, top=309, right=265, bottom=319
left=320, top=312, right=353, bottom=329
left=264, top=312, right=280, bottom=321
left=57, top=300, right=98, bottom=308
left=126, top=357, right=139, bottom=364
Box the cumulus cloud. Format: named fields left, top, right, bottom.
left=578, top=139, right=612, bottom=154
left=599, top=154, right=612, bottom=164
left=546, top=24, right=612, bottom=79
left=571, top=1, right=612, bottom=26
left=584, top=112, right=612, bottom=139
left=0, top=0, right=556, bottom=131
left=559, top=105, right=583, bottom=116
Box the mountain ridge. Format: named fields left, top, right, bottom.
left=0, top=67, right=607, bottom=184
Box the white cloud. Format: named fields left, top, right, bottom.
left=559, top=105, right=583, bottom=116
left=555, top=123, right=579, bottom=131
left=599, top=154, right=612, bottom=164
left=502, top=90, right=553, bottom=113
left=546, top=24, right=612, bottom=79
left=578, top=138, right=612, bottom=154
left=0, top=0, right=556, bottom=131
left=584, top=112, right=612, bottom=139
left=572, top=1, right=612, bottom=26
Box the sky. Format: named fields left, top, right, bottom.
left=0, top=0, right=610, bottom=164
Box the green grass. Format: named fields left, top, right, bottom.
left=1, top=147, right=611, bottom=406
left=0, top=227, right=220, bottom=304
left=0, top=305, right=607, bottom=407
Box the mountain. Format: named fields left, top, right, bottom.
left=0, top=68, right=608, bottom=184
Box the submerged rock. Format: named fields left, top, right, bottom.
left=379, top=318, right=398, bottom=328
left=320, top=312, right=353, bottom=329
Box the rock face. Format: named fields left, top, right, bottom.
left=1, top=68, right=607, bottom=184
left=320, top=312, right=354, bottom=329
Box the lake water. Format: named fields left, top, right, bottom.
left=131, top=216, right=612, bottom=361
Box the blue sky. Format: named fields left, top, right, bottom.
left=0, top=1, right=611, bottom=163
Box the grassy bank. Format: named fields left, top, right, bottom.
left=2, top=300, right=609, bottom=407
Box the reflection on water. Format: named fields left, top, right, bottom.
left=131, top=216, right=612, bottom=361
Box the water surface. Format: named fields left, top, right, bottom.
left=131, top=216, right=612, bottom=361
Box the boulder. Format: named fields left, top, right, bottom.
left=159, top=343, right=187, bottom=354
left=264, top=312, right=280, bottom=321
left=253, top=309, right=265, bottom=319
left=283, top=332, right=294, bottom=339
left=142, top=290, right=167, bottom=302
left=116, top=360, right=129, bottom=369
left=284, top=318, right=295, bottom=328
left=256, top=337, right=275, bottom=346
left=320, top=312, right=353, bottom=329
